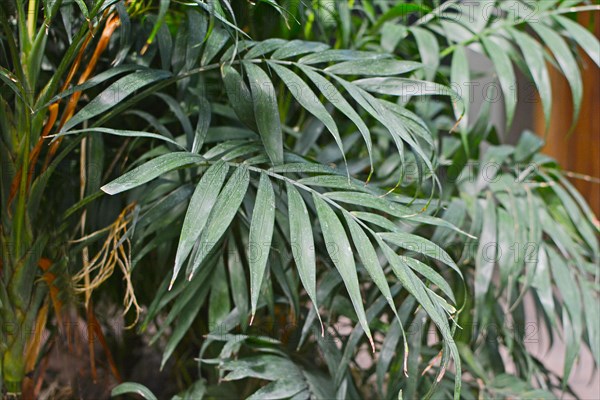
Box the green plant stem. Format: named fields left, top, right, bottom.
left=13, top=108, right=31, bottom=260
left=27, top=0, right=37, bottom=40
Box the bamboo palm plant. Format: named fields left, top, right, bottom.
left=1, top=0, right=599, bottom=399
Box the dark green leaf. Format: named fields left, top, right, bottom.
left=222, top=65, right=258, bottom=130
left=475, top=193, right=497, bottom=311
left=410, top=27, right=439, bottom=81
left=188, top=166, right=250, bottom=279
left=101, top=153, right=203, bottom=195
left=209, top=258, right=231, bottom=328
left=344, top=214, right=396, bottom=309
left=52, top=127, right=183, bottom=148
left=450, top=45, right=470, bottom=131
left=299, top=50, right=391, bottom=64
left=313, top=194, right=374, bottom=350
left=510, top=29, right=552, bottom=129
left=555, top=15, right=600, bottom=68
left=62, top=69, right=172, bottom=132
left=271, top=40, right=330, bottom=59
left=298, top=66, right=373, bottom=174
left=270, top=63, right=345, bottom=165
left=531, top=23, right=582, bottom=130
left=324, top=59, right=422, bottom=76
left=247, top=380, right=306, bottom=400
left=244, top=38, right=287, bottom=59
left=249, top=173, right=275, bottom=321
left=287, top=183, right=323, bottom=332
left=201, top=24, right=229, bottom=66
left=171, top=161, right=228, bottom=289
left=244, top=62, right=284, bottom=165
left=481, top=36, right=517, bottom=129
left=111, top=383, right=157, bottom=400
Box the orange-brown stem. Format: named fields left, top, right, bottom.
left=44, top=13, right=121, bottom=172
left=86, top=301, right=122, bottom=383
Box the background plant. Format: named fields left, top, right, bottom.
left=1, top=0, right=598, bottom=399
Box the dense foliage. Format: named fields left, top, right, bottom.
left=1, top=0, right=599, bottom=398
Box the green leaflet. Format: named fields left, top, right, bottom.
left=111, top=383, right=157, bottom=400
left=353, top=211, right=403, bottom=233
left=332, top=75, right=438, bottom=178
left=287, top=183, right=323, bottom=332
left=271, top=40, right=330, bottom=59
left=377, top=238, right=462, bottom=400
left=538, top=171, right=599, bottom=258
left=43, top=64, right=146, bottom=107
left=580, top=277, right=600, bottom=366
left=496, top=208, right=516, bottom=287
left=510, top=29, right=552, bottom=130
left=0, top=66, right=29, bottom=105
left=324, top=59, right=422, bottom=76
left=354, top=77, right=457, bottom=98
left=514, top=130, right=544, bottom=162
left=475, top=193, right=497, bottom=316
left=546, top=247, right=582, bottom=384
left=154, top=12, right=172, bottom=70
left=209, top=258, right=231, bottom=328
left=171, top=161, right=228, bottom=289
left=248, top=173, right=275, bottom=321
left=188, top=166, right=250, bottom=279
left=192, top=89, right=211, bottom=153
left=183, top=10, right=206, bottom=72
left=247, top=380, right=306, bottom=399
left=297, top=65, right=373, bottom=175
left=222, top=355, right=303, bottom=381
left=269, top=62, right=346, bottom=167
left=379, top=231, right=462, bottom=278
left=381, top=23, right=408, bottom=53
left=531, top=23, right=583, bottom=131
left=325, top=191, right=472, bottom=238
left=52, top=127, right=183, bottom=149
left=373, top=3, right=432, bottom=31
left=72, top=0, right=89, bottom=19
left=313, top=194, right=374, bottom=350
left=410, top=27, right=439, bottom=81
left=404, top=256, right=455, bottom=304
left=450, top=46, right=469, bottom=132
left=244, top=38, right=287, bottom=59
left=531, top=245, right=555, bottom=327
left=554, top=15, right=600, bottom=68
left=200, top=23, right=228, bottom=66
left=481, top=36, right=517, bottom=129
left=244, top=62, right=284, bottom=165
left=222, top=65, right=257, bottom=131
left=344, top=213, right=395, bottom=309
left=227, top=237, right=249, bottom=329
left=101, top=152, right=203, bottom=195
left=155, top=92, right=194, bottom=147
left=299, top=49, right=391, bottom=64
left=62, top=69, right=172, bottom=132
